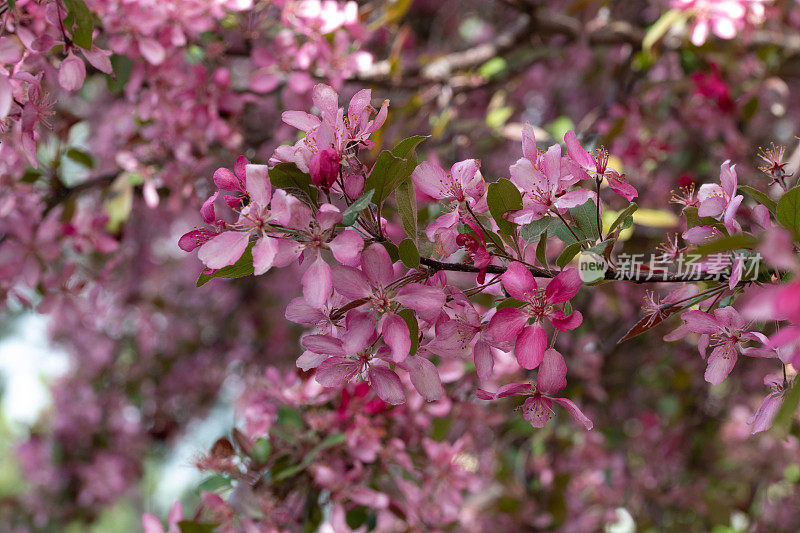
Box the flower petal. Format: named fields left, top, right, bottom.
left=485, top=306, right=528, bottom=343
left=368, top=365, right=405, bottom=404
left=537, top=347, right=567, bottom=395
left=515, top=323, right=547, bottom=370
left=197, top=231, right=249, bottom=270
left=501, top=262, right=537, bottom=302
left=545, top=268, right=582, bottom=303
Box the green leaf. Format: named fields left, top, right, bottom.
left=65, top=148, right=95, bottom=168
left=643, top=9, right=684, bottom=52
left=536, top=229, right=548, bottom=269
left=104, top=176, right=133, bottom=233
left=277, top=406, right=304, bottom=431
left=251, top=438, right=272, bottom=463
left=520, top=217, right=553, bottom=243
left=487, top=178, right=522, bottom=235
left=198, top=475, right=231, bottom=492
left=364, top=136, right=427, bottom=205
left=552, top=220, right=586, bottom=245
left=272, top=433, right=346, bottom=482
left=7, top=0, right=16, bottom=11
left=196, top=242, right=255, bottom=287
left=739, top=185, right=776, bottom=213
left=478, top=57, right=508, bottom=79
left=683, top=206, right=724, bottom=230
left=269, top=163, right=318, bottom=204
left=776, top=186, right=800, bottom=239
left=107, top=54, right=134, bottom=94
left=177, top=522, right=217, bottom=533
left=398, top=238, right=420, bottom=268
left=775, top=187, right=800, bottom=239
left=381, top=240, right=400, bottom=262
left=341, top=190, right=374, bottom=226
left=569, top=200, right=601, bottom=241
left=395, top=180, right=418, bottom=242
left=398, top=308, right=419, bottom=356
left=63, top=0, right=94, bottom=49
left=607, top=203, right=638, bottom=234
left=694, top=233, right=759, bottom=257
left=556, top=241, right=583, bottom=268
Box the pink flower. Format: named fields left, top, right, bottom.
left=309, top=147, right=341, bottom=190
left=508, top=139, right=594, bottom=225
left=477, top=348, right=593, bottom=430
left=142, top=501, right=183, bottom=533
left=697, top=161, right=743, bottom=234
left=302, top=310, right=442, bottom=403
left=486, top=263, right=583, bottom=369
left=58, top=52, right=86, bottom=92
left=275, top=84, right=388, bottom=172
left=564, top=129, right=637, bottom=202
left=678, top=306, right=762, bottom=384
left=748, top=374, right=786, bottom=434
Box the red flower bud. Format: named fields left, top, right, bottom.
left=310, top=148, right=340, bottom=190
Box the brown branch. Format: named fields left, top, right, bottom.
left=419, top=256, right=732, bottom=284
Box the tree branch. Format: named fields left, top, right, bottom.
left=419, top=256, right=731, bottom=284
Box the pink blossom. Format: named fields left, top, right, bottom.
left=486, top=263, right=583, bottom=369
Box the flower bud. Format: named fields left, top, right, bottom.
left=309, top=148, right=340, bottom=190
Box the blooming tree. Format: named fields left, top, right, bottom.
left=2, top=0, right=800, bottom=530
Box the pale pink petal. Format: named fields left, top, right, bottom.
left=474, top=341, right=493, bottom=381
left=515, top=323, right=547, bottom=370
left=368, top=365, right=405, bottom=404
left=704, top=344, right=737, bottom=385
left=142, top=514, right=165, bottom=533
left=691, top=20, right=710, bottom=46
left=713, top=306, right=744, bottom=331
left=550, top=309, right=582, bottom=331
left=245, top=164, right=270, bottom=206
left=197, top=231, right=250, bottom=269
left=213, top=167, right=241, bottom=191
left=252, top=235, right=278, bottom=275
left=395, top=283, right=446, bottom=312
left=285, top=297, right=327, bottom=325
left=316, top=356, right=360, bottom=388
left=719, top=161, right=738, bottom=197
left=301, top=334, right=345, bottom=356
left=312, top=83, right=339, bottom=124
left=537, top=348, right=567, bottom=395
left=553, top=189, right=594, bottom=210
left=200, top=191, right=218, bottom=224
left=545, top=268, right=582, bottom=303
left=402, top=355, right=443, bottom=401
left=249, top=68, right=280, bottom=93
left=382, top=313, right=411, bottom=363
left=302, top=257, right=332, bottom=309
left=297, top=350, right=329, bottom=371
left=361, top=243, right=394, bottom=288
left=521, top=122, right=537, bottom=162
left=681, top=310, right=721, bottom=334
left=723, top=194, right=743, bottom=234
left=139, top=37, right=166, bottom=65
left=343, top=310, right=376, bottom=354
left=331, top=265, right=371, bottom=299
left=329, top=230, right=363, bottom=266
left=0, top=75, right=11, bottom=120
left=552, top=397, right=594, bottom=430
left=749, top=392, right=783, bottom=434
left=411, top=161, right=449, bottom=199
left=282, top=110, right=321, bottom=131
left=485, top=306, right=528, bottom=342
left=501, top=261, right=537, bottom=302
left=698, top=196, right=726, bottom=218
left=476, top=382, right=533, bottom=400
left=450, top=159, right=480, bottom=187
left=522, top=396, right=554, bottom=428
left=564, top=130, right=594, bottom=170
left=81, top=46, right=113, bottom=74
left=58, top=52, right=85, bottom=91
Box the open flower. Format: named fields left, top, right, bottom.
left=508, top=140, right=594, bottom=225
left=477, top=348, right=593, bottom=430
left=564, top=129, right=637, bottom=201
left=674, top=306, right=762, bottom=384
left=486, top=263, right=582, bottom=369
left=696, top=161, right=743, bottom=234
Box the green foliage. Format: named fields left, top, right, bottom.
left=520, top=217, right=553, bottom=243
left=364, top=136, right=427, bottom=205
left=398, top=238, right=420, bottom=268
left=269, top=163, right=318, bottom=205
left=398, top=308, right=419, bottom=356
left=341, top=190, right=374, bottom=226
left=739, top=185, right=776, bottom=213
left=569, top=199, right=601, bottom=241
left=395, top=180, right=418, bottom=242
left=63, top=0, right=94, bottom=49
left=487, top=178, right=522, bottom=235
left=776, top=186, right=800, bottom=239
